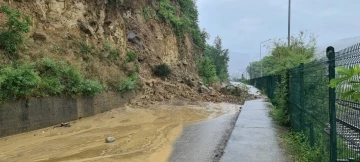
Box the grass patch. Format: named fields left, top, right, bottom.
left=79, top=41, right=94, bottom=56
left=104, top=42, right=120, bottom=60
left=282, top=132, right=326, bottom=162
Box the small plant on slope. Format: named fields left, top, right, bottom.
left=0, top=5, right=32, bottom=57
left=153, top=63, right=171, bottom=78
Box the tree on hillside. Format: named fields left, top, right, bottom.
left=198, top=57, right=219, bottom=84
left=204, top=36, right=230, bottom=82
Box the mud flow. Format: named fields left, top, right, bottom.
left=0, top=102, right=239, bottom=162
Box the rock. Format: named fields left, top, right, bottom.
left=208, top=87, right=214, bottom=91
left=105, top=137, right=115, bottom=143
left=145, top=80, right=153, bottom=87
left=164, top=95, right=171, bottom=99
left=127, top=32, right=143, bottom=50
left=129, top=99, right=136, bottom=104
left=198, top=81, right=204, bottom=86
left=140, top=95, right=150, bottom=99
left=32, top=31, right=47, bottom=41
left=199, top=85, right=210, bottom=93
left=79, top=21, right=94, bottom=36
left=53, top=122, right=71, bottom=129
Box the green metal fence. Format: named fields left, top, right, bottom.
left=250, top=75, right=280, bottom=101
left=334, top=44, right=360, bottom=162
left=250, top=45, right=360, bottom=162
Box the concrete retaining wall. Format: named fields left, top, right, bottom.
left=0, top=91, right=136, bottom=137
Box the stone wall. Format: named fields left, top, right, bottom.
left=0, top=91, right=136, bottom=138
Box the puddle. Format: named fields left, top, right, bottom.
left=0, top=102, right=239, bottom=162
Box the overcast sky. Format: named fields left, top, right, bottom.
left=197, top=0, right=360, bottom=77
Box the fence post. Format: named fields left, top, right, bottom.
left=327, top=46, right=337, bottom=162
left=286, top=71, right=291, bottom=127
left=309, top=123, right=315, bottom=147
left=299, top=63, right=305, bottom=131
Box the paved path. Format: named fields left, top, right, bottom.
left=169, top=112, right=239, bottom=162
left=220, top=98, right=290, bottom=162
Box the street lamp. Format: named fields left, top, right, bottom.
left=288, top=0, right=291, bottom=47
left=260, top=39, right=271, bottom=77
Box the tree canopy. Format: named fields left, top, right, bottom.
left=247, top=32, right=317, bottom=78
left=199, top=36, right=230, bottom=84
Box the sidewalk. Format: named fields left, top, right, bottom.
left=220, top=96, right=290, bottom=162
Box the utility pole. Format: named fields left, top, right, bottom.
left=260, top=39, right=271, bottom=77
left=288, top=0, right=291, bottom=47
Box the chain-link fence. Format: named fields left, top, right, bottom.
left=250, top=45, right=360, bottom=162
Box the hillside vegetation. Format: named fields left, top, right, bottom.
left=0, top=0, right=230, bottom=104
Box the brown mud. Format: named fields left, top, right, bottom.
left=0, top=102, right=239, bottom=162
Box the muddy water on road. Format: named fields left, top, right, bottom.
left=0, top=102, right=239, bottom=162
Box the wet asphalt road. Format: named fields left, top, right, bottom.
left=168, top=112, right=240, bottom=162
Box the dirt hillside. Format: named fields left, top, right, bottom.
left=0, top=0, right=197, bottom=82
left=0, top=0, right=251, bottom=105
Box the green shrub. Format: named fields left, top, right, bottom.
left=117, top=74, right=137, bottom=92
left=0, top=66, right=40, bottom=101
left=38, top=78, right=64, bottom=96
left=179, top=0, right=206, bottom=49
left=81, top=80, right=103, bottom=96
left=61, top=66, right=84, bottom=95
left=158, top=0, right=178, bottom=24
left=271, top=106, right=289, bottom=126
left=272, top=72, right=290, bottom=126
left=143, top=6, right=159, bottom=21
left=0, top=58, right=105, bottom=102
left=143, top=6, right=151, bottom=21
left=153, top=63, right=171, bottom=78
left=0, top=5, right=32, bottom=57
left=157, top=0, right=206, bottom=49
left=32, top=58, right=62, bottom=77
left=32, top=58, right=84, bottom=95
left=127, top=51, right=137, bottom=62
